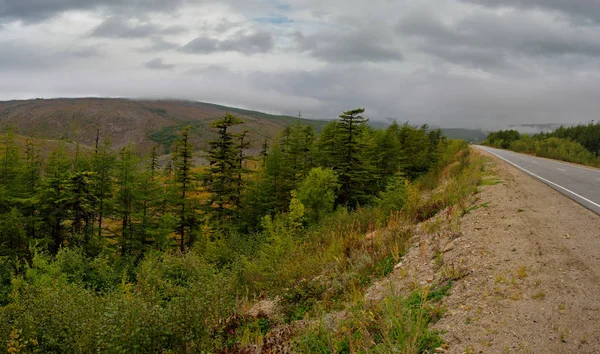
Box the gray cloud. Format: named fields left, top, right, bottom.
left=0, top=41, right=102, bottom=70
left=181, top=31, right=274, bottom=55
left=460, top=0, right=600, bottom=24
left=397, top=7, right=600, bottom=72
left=0, top=0, right=186, bottom=23
left=90, top=16, right=185, bottom=38
left=68, top=46, right=103, bottom=58
left=139, top=38, right=179, bottom=52
left=144, top=58, right=174, bottom=70
left=5, top=0, right=600, bottom=130
left=294, top=27, right=404, bottom=63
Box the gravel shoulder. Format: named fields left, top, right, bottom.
left=431, top=148, right=600, bottom=353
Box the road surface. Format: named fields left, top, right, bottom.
left=475, top=145, right=600, bottom=216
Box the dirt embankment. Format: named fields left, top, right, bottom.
left=370, top=149, right=600, bottom=353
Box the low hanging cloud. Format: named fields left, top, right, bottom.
left=144, top=58, right=174, bottom=70
left=180, top=31, right=274, bottom=55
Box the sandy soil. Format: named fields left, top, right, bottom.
left=367, top=148, right=600, bottom=353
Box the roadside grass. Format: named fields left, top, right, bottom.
left=293, top=283, right=450, bottom=353
left=462, top=202, right=489, bottom=216
left=258, top=142, right=485, bottom=351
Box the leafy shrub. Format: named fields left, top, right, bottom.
left=377, top=173, right=409, bottom=213
left=296, top=167, right=340, bottom=223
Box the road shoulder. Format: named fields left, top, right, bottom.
left=431, top=149, right=600, bottom=353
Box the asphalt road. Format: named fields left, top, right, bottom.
left=475, top=145, right=600, bottom=216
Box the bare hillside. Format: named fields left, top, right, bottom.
left=0, top=98, right=329, bottom=153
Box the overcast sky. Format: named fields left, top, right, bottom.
left=1, top=0, right=600, bottom=128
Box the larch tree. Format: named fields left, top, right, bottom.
left=92, top=140, right=116, bottom=239
left=204, top=113, right=246, bottom=228
left=173, top=127, right=195, bottom=253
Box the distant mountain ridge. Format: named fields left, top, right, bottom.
left=0, top=98, right=330, bottom=154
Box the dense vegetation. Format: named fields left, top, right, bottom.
left=0, top=108, right=481, bottom=352
left=484, top=122, right=600, bottom=167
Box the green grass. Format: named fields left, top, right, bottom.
left=293, top=283, right=451, bottom=353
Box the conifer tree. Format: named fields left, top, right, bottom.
left=374, top=122, right=404, bottom=185
left=398, top=123, right=432, bottom=179
left=115, top=145, right=139, bottom=255
left=173, top=127, right=195, bottom=252
left=137, top=146, right=163, bottom=249
left=259, top=138, right=269, bottom=165
left=0, top=129, right=22, bottom=204
left=331, top=108, right=372, bottom=207
left=61, top=171, right=97, bottom=245
left=315, top=121, right=339, bottom=168
left=39, top=144, right=72, bottom=253
left=92, top=140, right=115, bottom=239
left=204, top=113, right=246, bottom=228
left=21, top=140, right=42, bottom=240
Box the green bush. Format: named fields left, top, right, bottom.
left=296, top=167, right=340, bottom=223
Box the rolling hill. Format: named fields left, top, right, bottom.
left=0, top=98, right=330, bottom=154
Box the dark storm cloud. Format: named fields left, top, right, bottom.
left=397, top=8, right=600, bottom=71
left=0, top=0, right=186, bottom=23
left=180, top=31, right=274, bottom=55
left=294, top=28, right=403, bottom=63
left=460, top=0, right=600, bottom=24
left=90, top=16, right=185, bottom=38
left=144, top=58, right=174, bottom=70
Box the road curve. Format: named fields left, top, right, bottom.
left=474, top=145, right=600, bottom=216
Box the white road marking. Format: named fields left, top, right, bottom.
left=557, top=168, right=567, bottom=172
left=480, top=147, right=600, bottom=210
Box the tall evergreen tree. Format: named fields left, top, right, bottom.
left=173, top=127, right=195, bottom=252
left=115, top=146, right=139, bottom=256
left=374, top=122, right=404, bottom=186
left=204, top=114, right=247, bottom=228
left=21, top=140, right=42, bottom=240
left=92, top=140, right=115, bottom=239
left=39, top=144, right=72, bottom=253
left=331, top=108, right=372, bottom=207
left=61, top=171, right=97, bottom=245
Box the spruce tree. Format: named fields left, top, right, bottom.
left=332, top=108, right=372, bottom=207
